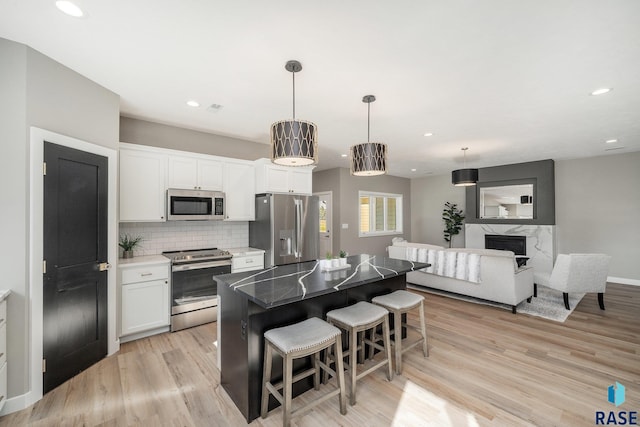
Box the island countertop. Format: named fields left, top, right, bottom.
left=215, top=254, right=427, bottom=309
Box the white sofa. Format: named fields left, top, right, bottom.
left=388, top=241, right=534, bottom=313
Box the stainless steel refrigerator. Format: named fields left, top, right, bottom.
left=249, top=193, right=319, bottom=267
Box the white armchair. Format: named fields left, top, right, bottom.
left=534, top=254, right=611, bottom=310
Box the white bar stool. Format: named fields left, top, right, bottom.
left=261, top=317, right=347, bottom=427
left=372, top=290, right=428, bottom=374
left=326, top=301, right=393, bottom=405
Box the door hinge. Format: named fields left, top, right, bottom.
left=43, top=162, right=47, bottom=176
left=43, top=260, right=46, bottom=274
left=42, top=359, right=46, bottom=373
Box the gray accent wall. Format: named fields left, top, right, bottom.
left=410, top=173, right=467, bottom=247
left=313, top=168, right=411, bottom=257
left=120, top=116, right=270, bottom=160
left=466, top=159, right=555, bottom=225
left=0, top=38, right=119, bottom=399
left=555, top=152, right=640, bottom=280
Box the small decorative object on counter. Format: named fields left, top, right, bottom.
left=119, top=234, right=143, bottom=259
left=339, top=250, right=348, bottom=266
left=320, top=252, right=333, bottom=270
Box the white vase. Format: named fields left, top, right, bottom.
left=339, top=257, right=347, bottom=266
left=331, top=258, right=340, bottom=268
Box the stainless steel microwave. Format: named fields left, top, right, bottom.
left=167, top=189, right=225, bottom=220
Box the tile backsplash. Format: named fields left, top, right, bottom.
left=119, top=221, right=249, bottom=256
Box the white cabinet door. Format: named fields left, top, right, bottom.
left=196, top=158, right=224, bottom=190
left=169, top=155, right=224, bottom=190
left=121, top=279, right=169, bottom=336
left=288, top=169, right=313, bottom=194
left=168, top=156, right=198, bottom=189
left=224, top=161, right=255, bottom=221
left=264, top=166, right=290, bottom=193
left=119, top=148, right=167, bottom=222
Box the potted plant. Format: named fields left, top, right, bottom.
left=442, top=202, right=465, bottom=248
left=320, top=252, right=333, bottom=270
left=119, top=234, right=143, bottom=259
left=338, top=250, right=348, bottom=266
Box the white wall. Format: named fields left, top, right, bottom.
left=555, top=152, right=640, bottom=281
left=410, top=173, right=467, bottom=247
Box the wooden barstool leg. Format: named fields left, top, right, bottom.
left=393, top=310, right=402, bottom=375
left=283, top=353, right=293, bottom=427
left=358, top=331, right=365, bottom=364
left=334, top=336, right=347, bottom=415
left=312, top=351, right=320, bottom=390
left=419, top=301, right=428, bottom=357
left=349, top=328, right=358, bottom=405
left=383, top=315, right=394, bottom=381
left=368, top=328, right=376, bottom=360
left=260, top=342, right=273, bottom=418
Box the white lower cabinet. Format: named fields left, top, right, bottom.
left=119, top=258, right=170, bottom=341
left=229, top=248, right=265, bottom=273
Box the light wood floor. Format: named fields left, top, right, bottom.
left=2, top=283, right=638, bottom=426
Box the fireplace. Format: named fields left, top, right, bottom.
left=485, top=234, right=528, bottom=266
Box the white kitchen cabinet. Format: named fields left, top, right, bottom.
left=0, top=295, right=7, bottom=412
left=119, top=257, right=170, bottom=341
left=229, top=248, right=265, bottom=273
left=168, top=155, right=223, bottom=191
left=254, top=158, right=313, bottom=195
left=223, top=160, right=256, bottom=221
left=119, top=145, right=167, bottom=222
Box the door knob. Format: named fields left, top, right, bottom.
left=99, top=262, right=112, bottom=271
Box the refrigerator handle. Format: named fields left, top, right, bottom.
left=294, top=199, right=302, bottom=258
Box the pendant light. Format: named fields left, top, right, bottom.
left=350, top=95, right=387, bottom=176
left=451, top=147, right=478, bottom=186
left=271, top=60, right=318, bottom=166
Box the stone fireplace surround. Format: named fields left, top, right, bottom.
left=465, top=224, right=556, bottom=279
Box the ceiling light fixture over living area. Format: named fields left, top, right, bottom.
left=270, top=60, right=318, bottom=166
left=350, top=95, right=387, bottom=176
left=451, top=147, right=478, bottom=186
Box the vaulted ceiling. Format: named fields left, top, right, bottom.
left=2, top=1, right=639, bottom=177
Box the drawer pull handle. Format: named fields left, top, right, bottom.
left=140, top=272, right=153, bottom=276
left=246, top=259, right=253, bottom=263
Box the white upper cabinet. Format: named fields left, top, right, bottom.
left=223, top=161, right=255, bottom=221
left=119, top=145, right=167, bottom=222
left=254, top=159, right=314, bottom=195
left=168, top=155, right=223, bottom=191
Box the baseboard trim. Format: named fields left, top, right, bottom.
left=608, top=276, right=640, bottom=287
left=0, top=390, right=36, bottom=416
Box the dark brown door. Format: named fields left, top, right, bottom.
left=43, top=141, right=108, bottom=393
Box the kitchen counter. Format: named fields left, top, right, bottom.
left=0, top=289, right=10, bottom=302
left=226, top=247, right=265, bottom=256
left=216, top=254, right=428, bottom=422
left=118, top=254, right=170, bottom=267
left=217, top=254, right=425, bottom=309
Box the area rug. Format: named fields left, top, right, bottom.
left=410, top=284, right=584, bottom=322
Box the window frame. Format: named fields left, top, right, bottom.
left=358, top=190, right=403, bottom=237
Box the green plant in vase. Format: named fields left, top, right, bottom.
left=442, top=202, right=465, bottom=248
left=119, top=234, right=143, bottom=259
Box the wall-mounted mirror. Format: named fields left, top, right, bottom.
left=479, top=183, right=534, bottom=219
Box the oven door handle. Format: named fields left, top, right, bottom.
left=172, top=260, right=232, bottom=272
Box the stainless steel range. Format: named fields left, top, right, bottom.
left=163, top=247, right=232, bottom=331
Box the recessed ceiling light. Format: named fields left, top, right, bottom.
left=590, top=88, right=612, bottom=96
left=605, top=139, right=618, bottom=144
left=411, top=168, right=417, bottom=172
left=186, top=100, right=200, bottom=107
left=341, top=154, right=348, bottom=158
left=55, top=1, right=84, bottom=17
left=423, top=132, right=434, bottom=137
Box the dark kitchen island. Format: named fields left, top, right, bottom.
left=215, top=254, right=428, bottom=422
